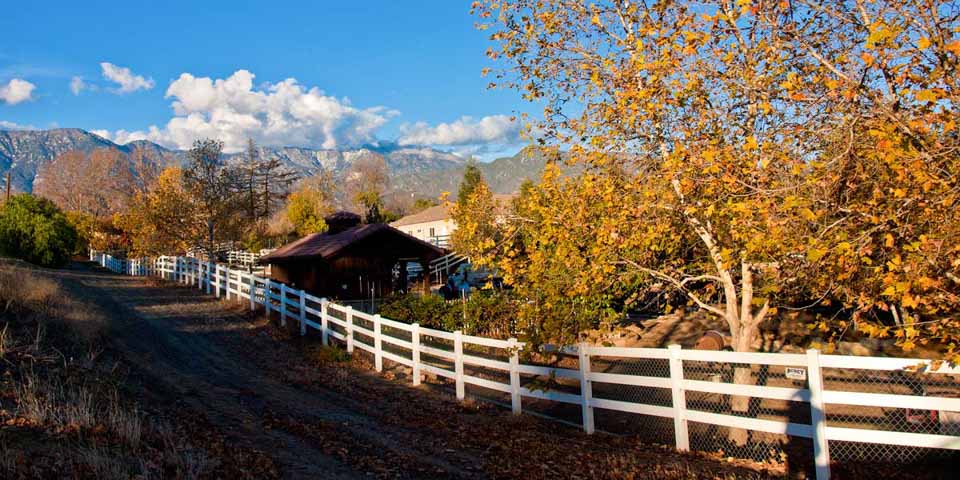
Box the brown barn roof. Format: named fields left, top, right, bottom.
left=260, top=223, right=444, bottom=263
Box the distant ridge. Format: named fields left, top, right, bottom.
left=0, top=128, right=541, bottom=199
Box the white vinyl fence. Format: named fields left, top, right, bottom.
left=90, top=251, right=960, bottom=479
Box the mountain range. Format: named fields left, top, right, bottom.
left=0, top=128, right=548, bottom=203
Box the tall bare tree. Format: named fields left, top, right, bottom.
left=182, top=139, right=242, bottom=258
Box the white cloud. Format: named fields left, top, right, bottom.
left=99, top=69, right=396, bottom=153
left=69, top=76, right=96, bottom=95
left=0, top=120, right=36, bottom=130
left=0, top=78, right=36, bottom=105
left=100, top=62, right=155, bottom=93
left=397, top=115, right=524, bottom=147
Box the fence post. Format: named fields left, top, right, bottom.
left=668, top=344, right=690, bottom=451
left=345, top=306, right=354, bottom=353
left=454, top=330, right=465, bottom=401
left=279, top=283, right=287, bottom=327
left=411, top=323, right=421, bottom=386
left=508, top=338, right=521, bottom=415
left=374, top=314, right=383, bottom=372
left=807, top=349, right=831, bottom=480
left=578, top=342, right=595, bottom=434
left=248, top=275, right=256, bottom=311
left=320, top=299, right=329, bottom=346
left=299, top=290, right=307, bottom=336
left=214, top=265, right=221, bottom=297
left=264, top=280, right=272, bottom=317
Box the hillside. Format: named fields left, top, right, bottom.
left=387, top=147, right=551, bottom=199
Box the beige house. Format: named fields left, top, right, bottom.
left=391, top=204, right=455, bottom=248
left=391, top=194, right=516, bottom=249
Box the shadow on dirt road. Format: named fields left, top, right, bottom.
left=54, top=261, right=771, bottom=480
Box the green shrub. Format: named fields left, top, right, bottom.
left=0, top=194, right=79, bottom=268
left=379, top=292, right=457, bottom=331
left=379, top=290, right=519, bottom=338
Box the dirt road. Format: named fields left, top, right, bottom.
left=55, top=262, right=769, bottom=479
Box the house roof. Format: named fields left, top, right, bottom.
left=391, top=204, right=451, bottom=227
left=390, top=194, right=518, bottom=228
left=260, top=223, right=444, bottom=263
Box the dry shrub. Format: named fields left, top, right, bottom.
left=14, top=368, right=143, bottom=449
left=0, top=262, right=106, bottom=352
left=0, top=264, right=59, bottom=317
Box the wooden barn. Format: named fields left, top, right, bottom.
left=259, top=211, right=444, bottom=300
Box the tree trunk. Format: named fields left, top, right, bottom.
left=729, top=327, right=757, bottom=446
left=726, top=263, right=768, bottom=446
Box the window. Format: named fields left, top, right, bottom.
left=429, top=227, right=435, bottom=237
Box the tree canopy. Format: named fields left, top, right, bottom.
left=0, top=194, right=78, bottom=268
left=473, top=0, right=960, bottom=360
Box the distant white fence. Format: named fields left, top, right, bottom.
left=90, top=251, right=960, bottom=479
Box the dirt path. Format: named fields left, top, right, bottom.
left=53, top=262, right=772, bottom=480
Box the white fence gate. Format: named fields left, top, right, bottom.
left=90, top=251, right=960, bottom=479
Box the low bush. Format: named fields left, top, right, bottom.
left=379, top=289, right=519, bottom=338
left=0, top=194, right=78, bottom=267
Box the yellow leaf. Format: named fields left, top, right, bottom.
left=884, top=233, right=895, bottom=248
left=946, top=40, right=960, bottom=55
left=918, top=37, right=932, bottom=49
left=916, top=90, right=939, bottom=103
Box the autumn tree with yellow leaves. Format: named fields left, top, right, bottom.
left=118, top=166, right=206, bottom=256
left=473, top=0, right=960, bottom=365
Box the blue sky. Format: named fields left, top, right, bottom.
left=0, top=1, right=530, bottom=158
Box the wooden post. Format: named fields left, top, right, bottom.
left=279, top=283, right=287, bottom=327
left=248, top=275, right=256, bottom=311
left=374, top=314, right=383, bottom=372
left=454, top=330, right=465, bottom=401
left=321, top=299, right=329, bottom=346
left=214, top=265, right=221, bottom=297
left=345, top=306, right=355, bottom=353
left=807, top=349, right=831, bottom=480
left=299, top=290, right=307, bottom=336
left=411, top=323, right=421, bottom=386
left=668, top=344, right=690, bottom=451
left=508, top=337, right=521, bottom=415
left=206, top=262, right=213, bottom=294
left=264, top=280, right=272, bottom=317
left=578, top=342, right=595, bottom=434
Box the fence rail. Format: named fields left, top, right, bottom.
left=89, top=251, right=960, bottom=479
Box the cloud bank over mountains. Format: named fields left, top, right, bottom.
left=90, top=69, right=528, bottom=157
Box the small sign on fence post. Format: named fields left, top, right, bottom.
left=785, top=366, right=807, bottom=381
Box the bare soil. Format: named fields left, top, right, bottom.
left=50, top=261, right=775, bottom=479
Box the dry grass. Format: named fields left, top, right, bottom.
left=0, top=262, right=105, bottom=353
left=14, top=369, right=143, bottom=448
left=0, top=260, right=269, bottom=479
